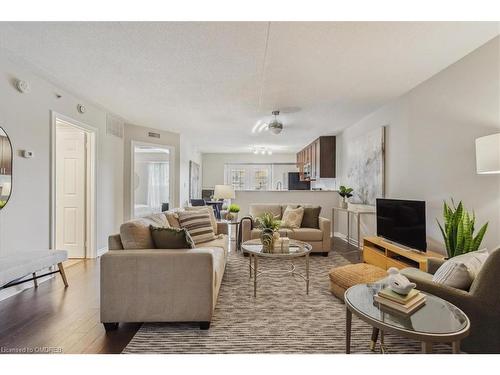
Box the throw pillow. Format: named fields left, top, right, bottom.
left=143, top=212, right=170, bottom=228
left=280, top=205, right=305, bottom=229
left=185, top=205, right=217, bottom=234
left=120, top=214, right=172, bottom=249
left=120, top=219, right=155, bottom=249
left=432, top=248, right=490, bottom=290
left=301, top=206, right=322, bottom=228
left=165, top=210, right=182, bottom=228
left=150, top=226, right=196, bottom=249
left=178, top=210, right=216, bottom=244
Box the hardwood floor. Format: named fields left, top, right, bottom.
left=333, top=236, right=363, bottom=264
left=0, top=237, right=358, bottom=354
left=0, top=259, right=140, bottom=354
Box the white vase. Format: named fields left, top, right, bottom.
left=340, top=200, right=348, bottom=209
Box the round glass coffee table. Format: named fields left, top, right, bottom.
left=344, top=283, right=470, bottom=354
left=241, top=239, right=312, bottom=297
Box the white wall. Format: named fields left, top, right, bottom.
left=202, top=153, right=296, bottom=189
left=335, top=36, right=500, bottom=253
left=123, top=123, right=180, bottom=219
left=180, top=135, right=202, bottom=207
left=0, top=53, right=124, bottom=257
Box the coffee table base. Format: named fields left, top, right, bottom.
left=248, top=253, right=310, bottom=297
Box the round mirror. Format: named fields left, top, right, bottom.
left=0, top=126, right=13, bottom=210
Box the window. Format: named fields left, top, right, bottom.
left=147, top=162, right=169, bottom=212
left=253, top=167, right=269, bottom=190
left=228, top=168, right=245, bottom=190
left=224, top=163, right=296, bottom=191
left=133, top=144, right=171, bottom=218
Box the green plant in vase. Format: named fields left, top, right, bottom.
left=437, top=199, right=488, bottom=258
left=255, top=212, right=281, bottom=253
left=225, top=203, right=240, bottom=222
left=338, top=185, right=354, bottom=209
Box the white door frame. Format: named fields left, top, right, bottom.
left=50, top=111, right=98, bottom=258
left=130, top=140, right=175, bottom=218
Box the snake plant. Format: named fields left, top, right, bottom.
left=437, top=199, right=488, bottom=258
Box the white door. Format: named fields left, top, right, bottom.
left=56, top=123, right=87, bottom=258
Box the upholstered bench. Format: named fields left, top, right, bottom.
left=329, top=263, right=387, bottom=301
left=0, top=250, right=69, bottom=290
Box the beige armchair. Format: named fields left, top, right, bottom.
left=240, top=204, right=331, bottom=255
left=401, top=247, right=500, bottom=353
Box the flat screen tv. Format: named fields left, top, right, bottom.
left=376, top=198, right=427, bottom=251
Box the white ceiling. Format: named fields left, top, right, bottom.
left=0, top=22, right=498, bottom=153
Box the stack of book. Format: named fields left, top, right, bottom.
left=374, top=287, right=426, bottom=314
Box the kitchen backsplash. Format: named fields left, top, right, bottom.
left=310, top=178, right=337, bottom=191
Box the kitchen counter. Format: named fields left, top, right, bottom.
left=235, top=189, right=338, bottom=192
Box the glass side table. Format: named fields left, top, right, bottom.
left=344, top=283, right=470, bottom=354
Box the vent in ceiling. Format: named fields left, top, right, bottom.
left=106, top=114, right=124, bottom=138
left=148, top=132, right=160, bottom=138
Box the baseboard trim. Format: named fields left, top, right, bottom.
left=334, top=232, right=360, bottom=248
left=97, top=246, right=108, bottom=257
left=0, top=268, right=54, bottom=302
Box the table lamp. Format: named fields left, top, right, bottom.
left=213, top=185, right=235, bottom=200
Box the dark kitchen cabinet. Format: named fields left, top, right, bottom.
left=296, top=136, right=335, bottom=181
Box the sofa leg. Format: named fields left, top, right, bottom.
left=199, top=321, right=211, bottom=330
left=103, top=322, right=119, bottom=331
left=322, top=252, right=329, bottom=257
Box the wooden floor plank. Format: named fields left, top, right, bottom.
left=0, top=258, right=140, bottom=354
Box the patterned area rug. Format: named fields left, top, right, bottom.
left=123, top=250, right=451, bottom=354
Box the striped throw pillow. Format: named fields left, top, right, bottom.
left=178, top=210, right=216, bottom=244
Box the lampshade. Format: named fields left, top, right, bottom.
left=213, top=185, right=235, bottom=199
left=476, top=133, right=500, bottom=174
left=1, top=181, right=11, bottom=196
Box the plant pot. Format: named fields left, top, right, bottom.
left=340, top=200, right=348, bottom=209
left=260, top=228, right=275, bottom=253
left=225, top=212, right=239, bottom=222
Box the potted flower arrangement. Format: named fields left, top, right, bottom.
left=225, top=203, right=240, bottom=222
left=255, top=212, right=281, bottom=253
left=338, top=185, right=353, bottom=209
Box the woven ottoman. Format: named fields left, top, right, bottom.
left=329, top=263, right=387, bottom=301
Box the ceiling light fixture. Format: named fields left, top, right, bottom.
left=252, top=146, right=273, bottom=155
left=251, top=110, right=285, bottom=135
left=268, top=110, right=283, bottom=135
